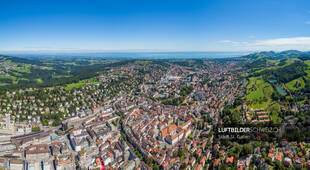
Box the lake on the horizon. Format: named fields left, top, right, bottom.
left=7, top=51, right=251, bottom=59
left=95, top=52, right=250, bottom=59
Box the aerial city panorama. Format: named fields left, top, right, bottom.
left=1, top=0, right=310, bottom=170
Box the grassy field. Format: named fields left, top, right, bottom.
left=267, top=102, right=281, bottom=123
left=246, top=76, right=274, bottom=108
left=0, top=75, right=34, bottom=85
left=15, top=67, right=31, bottom=73
left=304, top=60, right=310, bottom=66
left=64, top=78, right=100, bottom=90
left=0, top=83, right=9, bottom=86
left=9, top=71, right=22, bottom=77
left=63, top=62, right=78, bottom=66
left=283, top=58, right=301, bottom=66
left=0, top=75, right=17, bottom=80
left=245, top=76, right=282, bottom=123
left=304, top=60, right=310, bottom=80
left=40, top=66, right=54, bottom=70
left=266, top=59, right=280, bottom=64
left=135, top=60, right=152, bottom=66
left=7, top=61, right=32, bottom=73
left=286, top=77, right=305, bottom=91
left=305, top=70, right=310, bottom=80
left=252, top=68, right=267, bottom=74
left=52, top=75, right=71, bottom=78
left=35, top=78, right=43, bottom=83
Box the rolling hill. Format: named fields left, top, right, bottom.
left=242, top=50, right=310, bottom=60
left=240, top=51, right=310, bottom=123
left=0, top=55, right=121, bottom=90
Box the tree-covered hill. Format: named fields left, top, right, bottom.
left=242, top=50, right=310, bottom=60
left=235, top=51, right=310, bottom=123
left=0, top=55, right=127, bottom=90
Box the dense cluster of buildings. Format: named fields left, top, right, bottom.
left=120, top=62, right=245, bottom=169
left=1, top=60, right=309, bottom=169
left=0, top=103, right=150, bottom=170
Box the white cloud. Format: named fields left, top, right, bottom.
left=218, top=37, right=310, bottom=51
left=218, top=40, right=249, bottom=46
left=305, top=21, right=310, bottom=24
left=219, top=40, right=235, bottom=43
left=255, top=37, right=310, bottom=46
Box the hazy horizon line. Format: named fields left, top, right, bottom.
left=0, top=50, right=254, bottom=54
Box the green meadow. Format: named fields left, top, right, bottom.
left=64, top=78, right=100, bottom=90
left=285, top=77, right=305, bottom=91
left=246, top=76, right=274, bottom=108
left=135, top=60, right=153, bottom=66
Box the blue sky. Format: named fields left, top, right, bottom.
left=0, top=0, right=310, bottom=52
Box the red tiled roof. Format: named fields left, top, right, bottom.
left=226, top=156, right=234, bottom=164
left=268, top=153, right=274, bottom=159
left=275, top=152, right=283, bottom=161
left=213, top=158, right=220, bottom=167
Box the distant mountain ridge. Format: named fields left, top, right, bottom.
left=242, top=50, right=310, bottom=60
